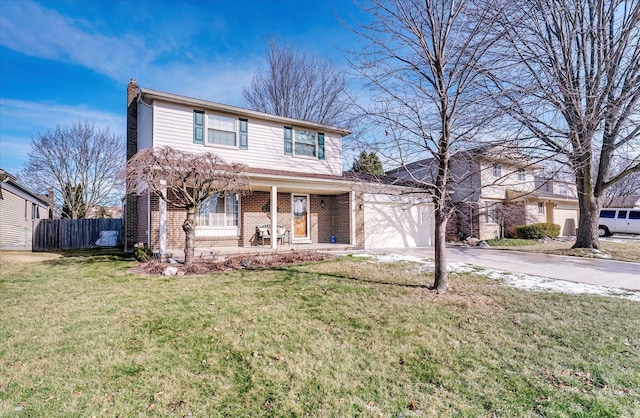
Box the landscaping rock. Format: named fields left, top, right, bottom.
left=167, top=258, right=179, bottom=264
left=478, top=240, right=490, bottom=248
left=162, top=266, right=179, bottom=276
left=212, top=256, right=226, bottom=263
left=467, top=238, right=480, bottom=247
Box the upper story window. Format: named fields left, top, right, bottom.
left=517, top=168, right=525, bottom=181
left=193, top=110, right=248, bottom=150
left=284, top=127, right=325, bottom=160
left=492, top=164, right=502, bottom=177
left=558, top=183, right=567, bottom=196
left=208, top=115, right=236, bottom=147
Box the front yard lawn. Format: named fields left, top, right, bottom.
left=1, top=251, right=639, bottom=416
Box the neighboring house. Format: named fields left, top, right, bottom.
left=125, top=80, right=434, bottom=253
left=0, top=169, right=50, bottom=250
left=388, top=145, right=580, bottom=240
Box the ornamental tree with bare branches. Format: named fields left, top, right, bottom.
left=243, top=39, right=351, bottom=126
left=126, top=147, right=249, bottom=264
left=350, top=0, right=507, bottom=293
left=488, top=0, right=640, bottom=249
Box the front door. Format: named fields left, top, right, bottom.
left=292, top=195, right=309, bottom=239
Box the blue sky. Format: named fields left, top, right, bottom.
left=0, top=0, right=365, bottom=175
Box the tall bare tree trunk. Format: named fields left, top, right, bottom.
left=574, top=194, right=601, bottom=249
left=183, top=206, right=197, bottom=264
left=433, top=205, right=449, bottom=293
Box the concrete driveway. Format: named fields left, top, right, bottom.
left=445, top=247, right=640, bottom=290
left=338, top=246, right=640, bottom=291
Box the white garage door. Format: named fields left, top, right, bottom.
left=364, top=194, right=434, bottom=249
left=553, top=208, right=578, bottom=236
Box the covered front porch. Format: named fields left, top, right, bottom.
left=155, top=173, right=363, bottom=256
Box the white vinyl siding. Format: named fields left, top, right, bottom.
left=151, top=101, right=343, bottom=176
left=0, top=186, right=48, bottom=250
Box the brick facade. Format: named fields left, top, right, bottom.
left=144, top=191, right=359, bottom=252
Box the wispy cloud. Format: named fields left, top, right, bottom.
left=0, top=99, right=124, bottom=174
left=0, top=0, right=262, bottom=106
left=0, top=98, right=124, bottom=134
left=0, top=0, right=154, bottom=80
left=144, top=59, right=260, bottom=107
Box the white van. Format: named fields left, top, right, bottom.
left=598, top=208, right=640, bottom=236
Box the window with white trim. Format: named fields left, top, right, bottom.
left=207, top=114, right=237, bottom=147
left=197, top=192, right=239, bottom=227
left=492, top=164, right=502, bottom=177
left=538, top=202, right=545, bottom=214
left=283, top=127, right=325, bottom=159
left=517, top=168, right=525, bottom=181
left=193, top=110, right=248, bottom=149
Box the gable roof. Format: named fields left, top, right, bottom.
left=386, top=143, right=544, bottom=176
left=0, top=169, right=50, bottom=208
left=139, top=88, right=352, bottom=137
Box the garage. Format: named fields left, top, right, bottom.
left=363, top=193, right=434, bottom=249
left=553, top=207, right=578, bottom=236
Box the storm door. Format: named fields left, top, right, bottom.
left=292, top=195, right=309, bottom=239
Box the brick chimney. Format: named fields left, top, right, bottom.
left=125, top=78, right=140, bottom=250
left=126, top=78, right=139, bottom=160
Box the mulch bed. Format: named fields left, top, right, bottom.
left=128, top=250, right=334, bottom=275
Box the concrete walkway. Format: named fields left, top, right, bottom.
left=329, top=246, right=640, bottom=291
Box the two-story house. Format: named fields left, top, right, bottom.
left=125, top=80, right=434, bottom=254
left=0, top=169, right=50, bottom=250
left=388, top=145, right=580, bottom=240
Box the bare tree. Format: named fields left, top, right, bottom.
left=350, top=0, right=506, bottom=293
left=20, top=121, right=123, bottom=219
left=603, top=170, right=640, bottom=207
left=243, top=39, right=351, bottom=126
left=488, top=0, right=640, bottom=249
left=125, top=147, right=249, bottom=264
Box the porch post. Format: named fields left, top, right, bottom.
left=159, top=180, right=167, bottom=256
left=350, top=190, right=356, bottom=246
left=271, top=185, right=278, bottom=249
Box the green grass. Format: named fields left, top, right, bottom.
left=1, top=251, right=639, bottom=417
left=486, top=238, right=542, bottom=247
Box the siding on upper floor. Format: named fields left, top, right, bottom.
left=479, top=161, right=536, bottom=199
left=149, top=101, right=343, bottom=176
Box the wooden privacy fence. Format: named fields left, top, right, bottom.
left=32, top=218, right=123, bottom=251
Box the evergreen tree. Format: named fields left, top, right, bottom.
left=351, top=151, right=384, bottom=176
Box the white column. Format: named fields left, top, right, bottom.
left=270, top=185, right=278, bottom=249
left=350, top=190, right=357, bottom=246
left=159, top=180, right=167, bottom=255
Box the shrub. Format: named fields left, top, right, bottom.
left=515, top=223, right=561, bottom=239
left=133, top=243, right=153, bottom=262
